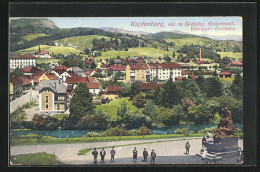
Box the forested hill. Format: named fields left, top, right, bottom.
left=150, top=31, right=205, bottom=39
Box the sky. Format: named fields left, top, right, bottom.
left=47, top=17, right=242, bottom=36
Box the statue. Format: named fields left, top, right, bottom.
left=215, top=107, right=236, bottom=138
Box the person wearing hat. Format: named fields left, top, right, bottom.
left=185, top=141, right=190, bottom=155
left=150, top=150, right=156, bottom=164
left=110, top=147, right=116, bottom=162
left=133, top=147, right=138, bottom=162
left=143, top=148, right=148, bottom=162
left=92, top=148, right=98, bottom=164
left=100, top=148, right=106, bottom=163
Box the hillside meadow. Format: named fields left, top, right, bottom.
left=217, top=52, right=243, bottom=60
left=16, top=45, right=82, bottom=55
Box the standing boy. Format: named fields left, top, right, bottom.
left=133, top=147, right=138, bottom=162
left=100, top=148, right=106, bottom=163
left=92, top=148, right=98, bottom=164
left=150, top=150, right=156, bottom=164
left=185, top=141, right=190, bottom=155
left=143, top=148, right=148, bottom=162
left=110, top=147, right=116, bottom=162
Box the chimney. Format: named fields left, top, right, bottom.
left=54, top=82, right=56, bottom=89
left=199, top=48, right=201, bottom=62
left=138, top=43, right=140, bottom=57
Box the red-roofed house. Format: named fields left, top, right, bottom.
left=138, top=83, right=161, bottom=91
left=83, top=70, right=95, bottom=77
left=10, top=54, right=36, bottom=69
left=64, top=76, right=97, bottom=90
left=54, top=65, right=68, bottom=70
left=10, top=76, right=23, bottom=100
left=32, top=71, right=45, bottom=88
left=18, top=75, right=32, bottom=90
left=101, top=86, right=122, bottom=99
left=39, top=72, right=58, bottom=83
left=21, top=66, right=42, bottom=75
left=36, top=51, right=52, bottom=59
left=231, top=61, right=243, bottom=70
left=107, top=64, right=126, bottom=74
left=182, top=71, right=191, bottom=77
left=86, top=82, right=101, bottom=96
left=219, top=71, right=232, bottom=78
left=175, top=77, right=184, bottom=81
left=188, top=74, right=198, bottom=80
left=88, top=57, right=95, bottom=61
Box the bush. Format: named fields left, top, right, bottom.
left=101, top=126, right=130, bottom=136
left=174, top=128, right=194, bottom=135
left=123, top=111, right=152, bottom=129
left=11, top=121, right=33, bottom=129
left=196, top=126, right=217, bottom=134
left=134, top=126, right=152, bottom=136
left=85, top=132, right=101, bottom=137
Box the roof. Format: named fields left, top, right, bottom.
left=87, top=77, right=96, bottom=82
left=107, top=86, right=122, bottom=92
left=21, top=66, right=41, bottom=73
left=107, top=64, right=126, bottom=71
left=45, top=73, right=58, bottom=80
left=231, top=61, right=243, bottom=66
left=129, top=63, right=149, bottom=70
left=175, top=77, right=184, bottom=81
left=64, top=76, right=87, bottom=83
left=189, top=74, right=198, bottom=80
left=138, top=83, right=161, bottom=91
left=84, top=70, right=94, bottom=75
left=148, top=63, right=181, bottom=69
left=54, top=65, right=68, bottom=70
left=114, top=59, right=122, bottom=63
left=225, top=65, right=231, bottom=68
left=85, top=60, right=94, bottom=64
left=67, top=67, right=84, bottom=72
left=88, top=57, right=95, bottom=60
left=18, top=75, right=31, bottom=85
left=182, top=71, right=191, bottom=75
left=10, top=76, right=23, bottom=85
left=37, top=51, right=49, bottom=55
left=38, top=80, right=67, bottom=94
left=220, top=71, right=232, bottom=75
left=53, top=69, right=66, bottom=75
left=32, top=71, right=45, bottom=83
left=86, top=82, right=100, bottom=89
left=197, top=60, right=211, bottom=64
left=10, top=54, right=35, bottom=59
left=100, top=64, right=108, bottom=68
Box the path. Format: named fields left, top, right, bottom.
left=10, top=138, right=243, bottom=165
left=10, top=90, right=38, bottom=113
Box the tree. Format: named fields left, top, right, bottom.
left=142, top=100, right=158, bottom=120
left=116, top=100, right=128, bottom=124
left=10, top=67, right=23, bottom=76
left=158, top=78, right=182, bottom=108
left=69, top=83, right=94, bottom=120
left=186, top=51, right=195, bottom=58
left=44, top=116, right=59, bottom=130
left=77, top=111, right=110, bottom=129
left=154, top=107, right=180, bottom=126
left=187, top=104, right=213, bottom=124
left=129, top=82, right=140, bottom=99
left=134, top=126, right=152, bottom=137
left=121, top=83, right=131, bottom=97
left=32, top=114, right=45, bottom=130
left=172, top=52, right=176, bottom=58
left=231, top=74, right=243, bottom=99
left=206, top=77, right=223, bottom=98
left=132, top=94, right=146, bottom=108
left=124, top=111, right=152, bottom=129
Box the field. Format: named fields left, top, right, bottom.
left=217, top=52, right=243, bottom=60
left=165, top=37, right=215, bottom=49
left=95, top=97, right=142, bottom=120
left=95, top=47, right=174, bottom=62
left=54, top=35, right=112, bottom=51
left=16, top=45, right=82, bottom=55
left=36, top=58, right=60, bottom=64
left=10, top=152, right=65, bottom=165
left=23, top=33, right=50, bottom=41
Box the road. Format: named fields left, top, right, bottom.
left=10, top=137, right=243, bottom=165
left=10, top=89, right=38, bottom=113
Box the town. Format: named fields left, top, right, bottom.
left=9, top=17, right=243, bottom=165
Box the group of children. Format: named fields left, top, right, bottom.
left=91, top=147, right=157, bottom=164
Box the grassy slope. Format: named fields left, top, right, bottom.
left=10, top=152, right=65, bottom=165
left=217, top=52, right=243, bottom=60
left=95, top=97, right=142, bottom=120
left=16, top=45, right=82, bottom=55
left=165, top=37, right=215, bottom=49
left=95, top=47, right=173, bottom=61
left=54, top=35, right=111, bottom=50
left=23, top=33, right=50, bottom=41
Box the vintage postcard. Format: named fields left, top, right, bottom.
left=9, top=17, right=243, bottom=166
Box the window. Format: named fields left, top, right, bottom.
left=46, top=104, right=48, bottom=109
left=46, top=96, right=48, bottom=103
left=57, top=104, right=60, bottom=110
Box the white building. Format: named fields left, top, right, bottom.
left=148, top=63, right=182, bottom=82
left=35, top=51, right=52, bottom=59
left=10, top=54, right=36, bottom=69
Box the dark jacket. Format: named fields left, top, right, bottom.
left=100, top=150, right=106, bottom=156
left=143, top=150, right=148, bottom=157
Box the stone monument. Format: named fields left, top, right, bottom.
left=196, top=107, right=241, bottom=162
